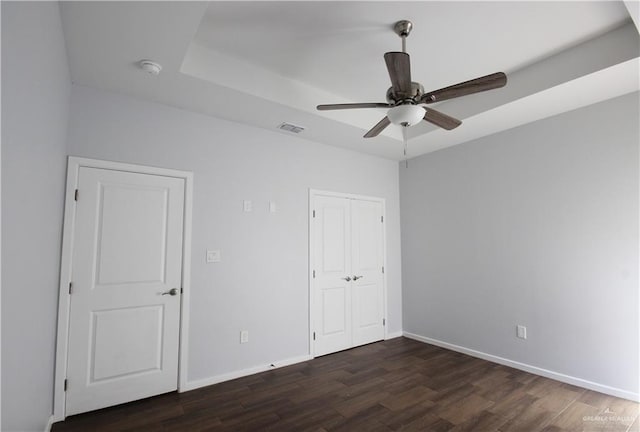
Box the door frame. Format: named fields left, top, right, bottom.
left=308, top=189, right=388, bottom=358
left=53, top=157, right=194, bottom=421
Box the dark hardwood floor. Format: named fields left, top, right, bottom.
left=52, top=337, right=639, bottom=432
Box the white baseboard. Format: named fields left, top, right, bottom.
left=385, top=331, right=403, bottom=340
left=44, top=415, right=54, bottom=432
left=403, top=332, right=639, bottom=402
left=182, top=354, right=313, bottom=392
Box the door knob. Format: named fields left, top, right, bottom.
left=342, top=276, right=352, bottom=282
left=162, top=288, right=179, bottom=296
left=353, top=275, right=363, bottom=281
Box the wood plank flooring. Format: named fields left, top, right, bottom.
left=52, top=337, right=639, bottom=432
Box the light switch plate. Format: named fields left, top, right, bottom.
left=243, top=200, right=252, bottom=212
left=516, top=325, right=527, bottom=339
left=240, top=330, right=249, bottom=344
left=206, top=250, right=221, bottom=263
left=269, top=201, right=277, bottom=213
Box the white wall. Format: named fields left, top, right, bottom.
left=400, top=92, right=639, bottom=399
left=1, top=2, right=71, bottom=431
left=65, top=85, right=403, bottom=383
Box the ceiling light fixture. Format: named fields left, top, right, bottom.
left=139, top=60, right=162, bottom=75
left=387, top=104, right=425, bottom=127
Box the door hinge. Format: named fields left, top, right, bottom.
left=382, top=266, right=385, bottom=274
left=383, top=318, right=386, bottom=326
left=181, top=288, right=184, bottom=294
left=312, top=270, right=316, bottom=278
left=74, top=189, right=79, bottom=201
left=313, top=210, right=316, bottom=218
left=64, top=379, right=68, bottom=391
left=381, top=216, right=384, bottom=223
left=68, top=282, right=73, bottom=295
left=313, top=332, right=316, bottom=340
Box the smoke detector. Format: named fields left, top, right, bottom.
left=277, top=122, right=305, bottom=134
left=139, top=60, right=162, bottom=75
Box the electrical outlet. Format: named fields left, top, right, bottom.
left=240, top=330, right=249, bottom=344
left=516, top=325, right=527, bottom=340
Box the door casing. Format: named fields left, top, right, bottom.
left=53, top=157, right=194, bottom=421
left=308, top=189, right=388, bottom=357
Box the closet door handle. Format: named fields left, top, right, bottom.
left=162, top=288, right=179, bottom=296
left=353, top=275, right=363, bottom=281
left=342, top=276, right=352, bottom=282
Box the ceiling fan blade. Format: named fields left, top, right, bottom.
left=421, top=72, right=507, bottom=104
left=364, top=116, right=391, bottom=138
left=384, top=52, right=412, bottom=97
left=423, top=108, right=462, bottom=130
left=317, top=103, right=389, bottom=111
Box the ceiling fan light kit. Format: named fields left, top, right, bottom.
left=316, top=20, right=507, bottom=139
left=387, top=104, right=425, bottom=126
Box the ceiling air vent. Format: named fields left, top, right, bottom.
left=277, top=122, right=305, bottom=134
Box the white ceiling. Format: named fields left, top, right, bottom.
left=196, top=2, right=627, bottom=102
left=60, top=1, right=639, bottom=161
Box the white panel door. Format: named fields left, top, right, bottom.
left=313, top=196, right=352, bottom=356
left=312, top=194, right=385, bottom=357
left=351, top=199, right=385, bottom=346
left=66, top=167, right=185, bottom=415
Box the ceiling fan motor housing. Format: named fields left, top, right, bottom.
left=386, top=82, right=424, bottom=104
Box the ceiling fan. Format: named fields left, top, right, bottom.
left=317, top=20, right=507, bottom=138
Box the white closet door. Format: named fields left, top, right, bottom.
left=313, top=195, right=352, bottom=356
left=66, top=167, right=185, bottom=415
left=312, top=193, right=385, bottom=356
left=351, top=199, right=385, bottom=346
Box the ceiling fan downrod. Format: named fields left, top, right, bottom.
left=393, top=20, right=413, bottom=53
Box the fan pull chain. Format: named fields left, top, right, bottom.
left=402, top=126, right=409, bottom=168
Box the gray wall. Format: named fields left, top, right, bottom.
left=1, top=2, right=71, bottom=431
left=400, top=92, right=639, bottom=395
left=66, top=85, right=403, bottom=383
